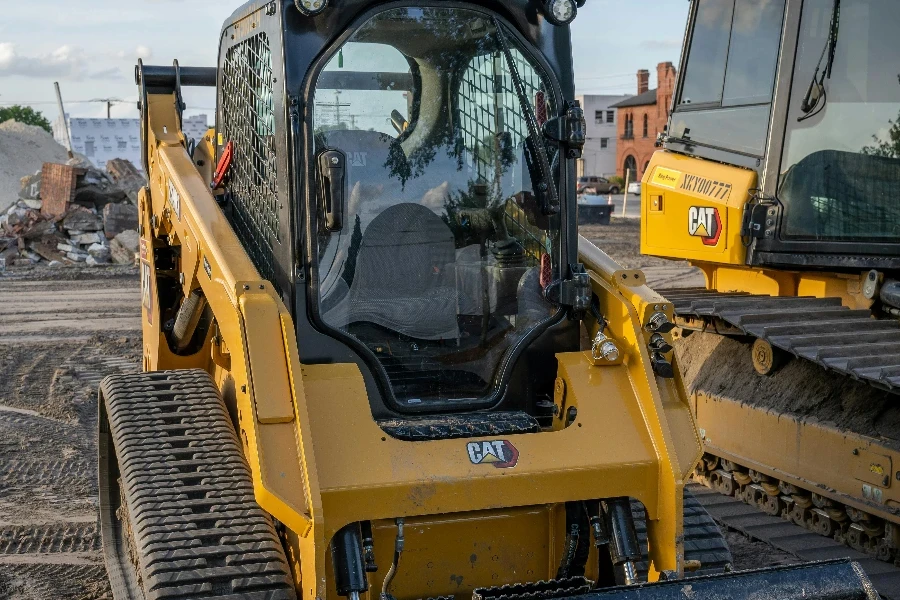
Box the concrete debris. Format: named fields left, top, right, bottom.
left=0, top=120, right=70, bottom=214
left=103, top=203, right=139, bottom=239
left=62, top=206, right=103, bottom=232
left=107, top=159, right=146, bottom=204
left=18, top=172, right=42, bottom=200
left=110, top=230, right=140, bottom=265
left=1, top=156, right=144, bottom=270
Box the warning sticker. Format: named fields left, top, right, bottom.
left=167, top=178, right=181, bottom=220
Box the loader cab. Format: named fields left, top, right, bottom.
left=665, top=0, right=900, bottom=270
left=217, top=0, right=584, bottom=424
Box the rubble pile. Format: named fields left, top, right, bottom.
left=0, top=158, right=144, bottom=269
left=0, top=120, right=70, bottom=213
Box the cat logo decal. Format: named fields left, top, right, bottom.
left=688, top=206, right=722, bottom=246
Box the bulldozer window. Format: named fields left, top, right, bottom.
left=779, top=0, right=900, bottom=241
left=672, top=0, right=786, bottom=155
left=310, top=7, right=562, bottom=410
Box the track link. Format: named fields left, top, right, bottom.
left=633, top=489, right=732, bottom=579
left=98, top=369, right=296, bottom=600
left=661, top=288, right=900, bottom=393
left=694, top=455, right=900, bottom=593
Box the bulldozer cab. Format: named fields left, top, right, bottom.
left=217, top=1, right=583, bottom=418
left=649, top=0, right=900, bottom=270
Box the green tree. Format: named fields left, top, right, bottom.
left=862, top=113, right=900, bottom=158
left=0, top=105, right=53, bottom=133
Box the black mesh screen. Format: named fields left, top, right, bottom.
left=221, top=33, right=281, bottom=293
left=457, top=47, right=553, bottom=266
left=458, top=49, right=544, bottom=184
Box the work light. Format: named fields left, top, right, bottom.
left=544, top=0, right=577, bottom=25
left=295, top=0, right=328, bottom=16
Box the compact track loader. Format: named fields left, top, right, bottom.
left=640, top=0, right=900, bottom=574
left=98, top=0, right=876, bottom=598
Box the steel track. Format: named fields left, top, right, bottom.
left=692, top=464, right=900, bottom=598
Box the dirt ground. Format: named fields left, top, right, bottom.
left=0, top=221, right=779, bottom=596
left=0, top=267, right=141, bottom=599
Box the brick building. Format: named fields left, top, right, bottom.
left=610, top=62, right=677, bottom=180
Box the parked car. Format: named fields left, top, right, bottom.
left=627, top=181, right=641, bottom=195
left=577, top=176, right=619, bottom=195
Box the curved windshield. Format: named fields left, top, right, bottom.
left=779, top=0, right=900, bottom=241
left=311, top=7, right=562, bottom=409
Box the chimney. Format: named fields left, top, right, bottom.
left=657, top=62, right=676, bottom=95
left=637, top=70, right=650, bottom=95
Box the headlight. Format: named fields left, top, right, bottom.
left=544, top=0, right=577, bottom=25
left=294, top=0, right=328, bottom=16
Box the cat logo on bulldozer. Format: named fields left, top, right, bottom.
left=688, top=206, right=722, bottom=246
left=467, top=440, right=519, bottom=469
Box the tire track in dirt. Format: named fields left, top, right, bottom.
left=0, top=273, right=141, bottom=599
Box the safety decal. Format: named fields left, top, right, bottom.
left=467, top=440, right=519, bottom=469
left=140, top=239, right=154, bottom=325
left=651, top=166, right=682, bottom=189
left=688, top=206, right=722, bottom=246
left=167, top=178, right=181, bottom=220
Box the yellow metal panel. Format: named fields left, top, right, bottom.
left=239, top=291, right=295, bottom=424
left=302, top=359, right=659, bottom=531
left=696, top=390, right=900, bottom=519
left=641, top=150, right=757, bottom=265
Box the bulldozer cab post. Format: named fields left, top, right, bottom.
left=98, top=0, right=877, bottom=598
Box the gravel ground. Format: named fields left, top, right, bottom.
left=0, top=267, right=140, bottom=599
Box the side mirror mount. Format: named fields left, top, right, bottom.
left=317, top=149, right=345, bottom=232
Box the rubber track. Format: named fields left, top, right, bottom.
left=101, top=370, right=296, bottom=600
left=633, top=489, right=733, bottom=579
left=660, top=288, right=900, bottom=394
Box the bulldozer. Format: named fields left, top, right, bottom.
left=96, top=0, right=877, bottom=598
left=641, top=0, right=900, bottom=575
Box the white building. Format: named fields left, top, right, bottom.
left=575, top=95, right=632, bottom=178
left=53, top=114, right=209, bottom=172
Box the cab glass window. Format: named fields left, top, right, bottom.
left=673, top=0, right=786, bottom=156
left=779, top=0, right=900, bottom=241
left=311, top=7, right=562, bottom=410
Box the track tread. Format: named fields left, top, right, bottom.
left=633, top=489, right=733, bottom=579
left=661, top=288, right=900, bottom=393
left=100, top=369, right=296, bottom=600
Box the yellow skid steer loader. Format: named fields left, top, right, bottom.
left=97, top=0, right=876, bottom=598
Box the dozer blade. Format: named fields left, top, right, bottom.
left=584, top=559, right=876, bottom=600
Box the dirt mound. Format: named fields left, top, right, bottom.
left=677, top=331, right=900, bottom=447
left=0, top=120, right=69, bottom=213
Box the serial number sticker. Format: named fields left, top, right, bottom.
left=679, top=173, right=733, bottom=201
left=167, top=178, right=181, bottom=220
left=651, top=166, right=682, bottom=189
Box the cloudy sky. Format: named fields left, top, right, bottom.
left=0, top=0, right=689, bottom=122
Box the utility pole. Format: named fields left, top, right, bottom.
left=54, top=82, right=74, bottom=159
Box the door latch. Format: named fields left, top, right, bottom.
left=543, top=101, right=586, bottom=159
